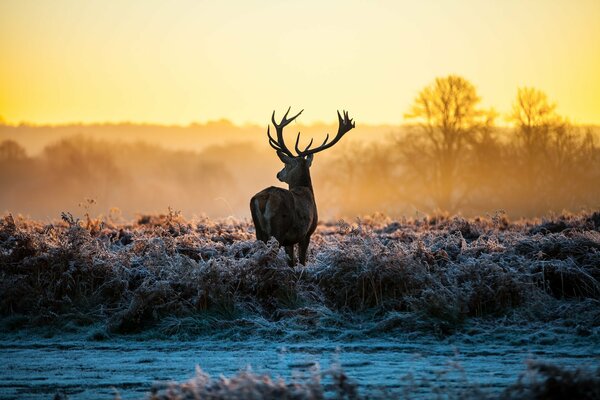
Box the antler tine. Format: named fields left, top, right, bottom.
left=282, top=106, right=291, bottom=121
left=295, top=132, right=301, bottom=153
left=296, top=109, right=355, bottom=157
left=269, top=107, right=304, bottom=157
left=295, top=132, right=314, bottom=154
left=272, top=107, right=304, bottom=128
left=267, top=126, right=279, bottom=150
left=298, top=132, right=330, bottom=154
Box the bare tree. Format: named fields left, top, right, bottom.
left=0, top=140, right=27, bottom=162
left=508, top=87, right=598, bottom=213
left=509, top=88, right=561, bottom=180
left=401, top=75, right=495, bottom=212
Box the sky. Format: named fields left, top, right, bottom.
left=1, top=0, right=599, bottom=126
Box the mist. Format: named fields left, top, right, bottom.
left=1, top=121, right=597, bottom=221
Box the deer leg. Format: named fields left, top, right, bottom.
left=285, top=245, right=295, bottom=267
left=298, top=237, right=310, bottom=266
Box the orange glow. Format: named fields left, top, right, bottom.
left=1, top=0, right=599, bottom=125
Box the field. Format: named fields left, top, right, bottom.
left=1, top=211, right=599, bottom=399
left=3, top=1, right=600, bottom=398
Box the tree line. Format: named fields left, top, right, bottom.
left=316, top=75, right=599, bottom=217
left=1, top=75, right=598, bottom=219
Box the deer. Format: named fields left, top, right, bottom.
left=250, top=107, right=355, bottom=267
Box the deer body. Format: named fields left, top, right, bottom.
left=250, top=108, right=355, bottom=267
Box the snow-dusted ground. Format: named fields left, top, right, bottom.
left=1, top=327, right=598, bottom=399
left=2, top=213, right=599, bottom=398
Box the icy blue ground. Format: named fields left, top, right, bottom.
left=1, top=326, right=598, bottom=399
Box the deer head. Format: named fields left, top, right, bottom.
left=275, top=151, right=313, bottom=185
left=268, top=107, right=355, bottom=188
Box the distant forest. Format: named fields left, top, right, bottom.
left=1, top=76, right=598, bottom=220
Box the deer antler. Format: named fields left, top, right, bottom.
left=295, top=110, right=355, bottom=157
left=267, top=107, right=303, bottom=157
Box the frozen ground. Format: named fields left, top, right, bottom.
left=1, top=212, right=599, bottom=398
left=1, top=324, right=598, bottom=399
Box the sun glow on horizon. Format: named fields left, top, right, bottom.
left=1, top=0, right=599, bottom=126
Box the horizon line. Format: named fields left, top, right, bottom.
left=2, top=118, right=598, bottom=129
left=0, top=118, right=404, bottom=128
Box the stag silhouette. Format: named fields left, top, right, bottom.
left=250, top=108, right=355, bottom=266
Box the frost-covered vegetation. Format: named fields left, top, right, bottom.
left=148, top=361, right=600, bottom=400
left=1, top=211, right=599, bottom=338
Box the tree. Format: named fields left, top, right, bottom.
left=509, top=87, right=561, bottom=161
left=508, top=87, right=598, bottom=213
left=401, top=75, right=495, bottom=212
left=0, top=140, right=30, bottom=204
left=0, top=140, right=27, bottom=162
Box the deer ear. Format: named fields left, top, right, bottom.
left=276, top=150, right=293, bottom=164
left=305, top=153, right=314, bottom=167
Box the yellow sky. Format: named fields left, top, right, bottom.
left=1, top=0, right=599, bottom=125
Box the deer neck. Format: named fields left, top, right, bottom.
left=288, top=167, right=313, bottom=193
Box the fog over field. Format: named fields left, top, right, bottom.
left=1, top=119, right=598, bottom=221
